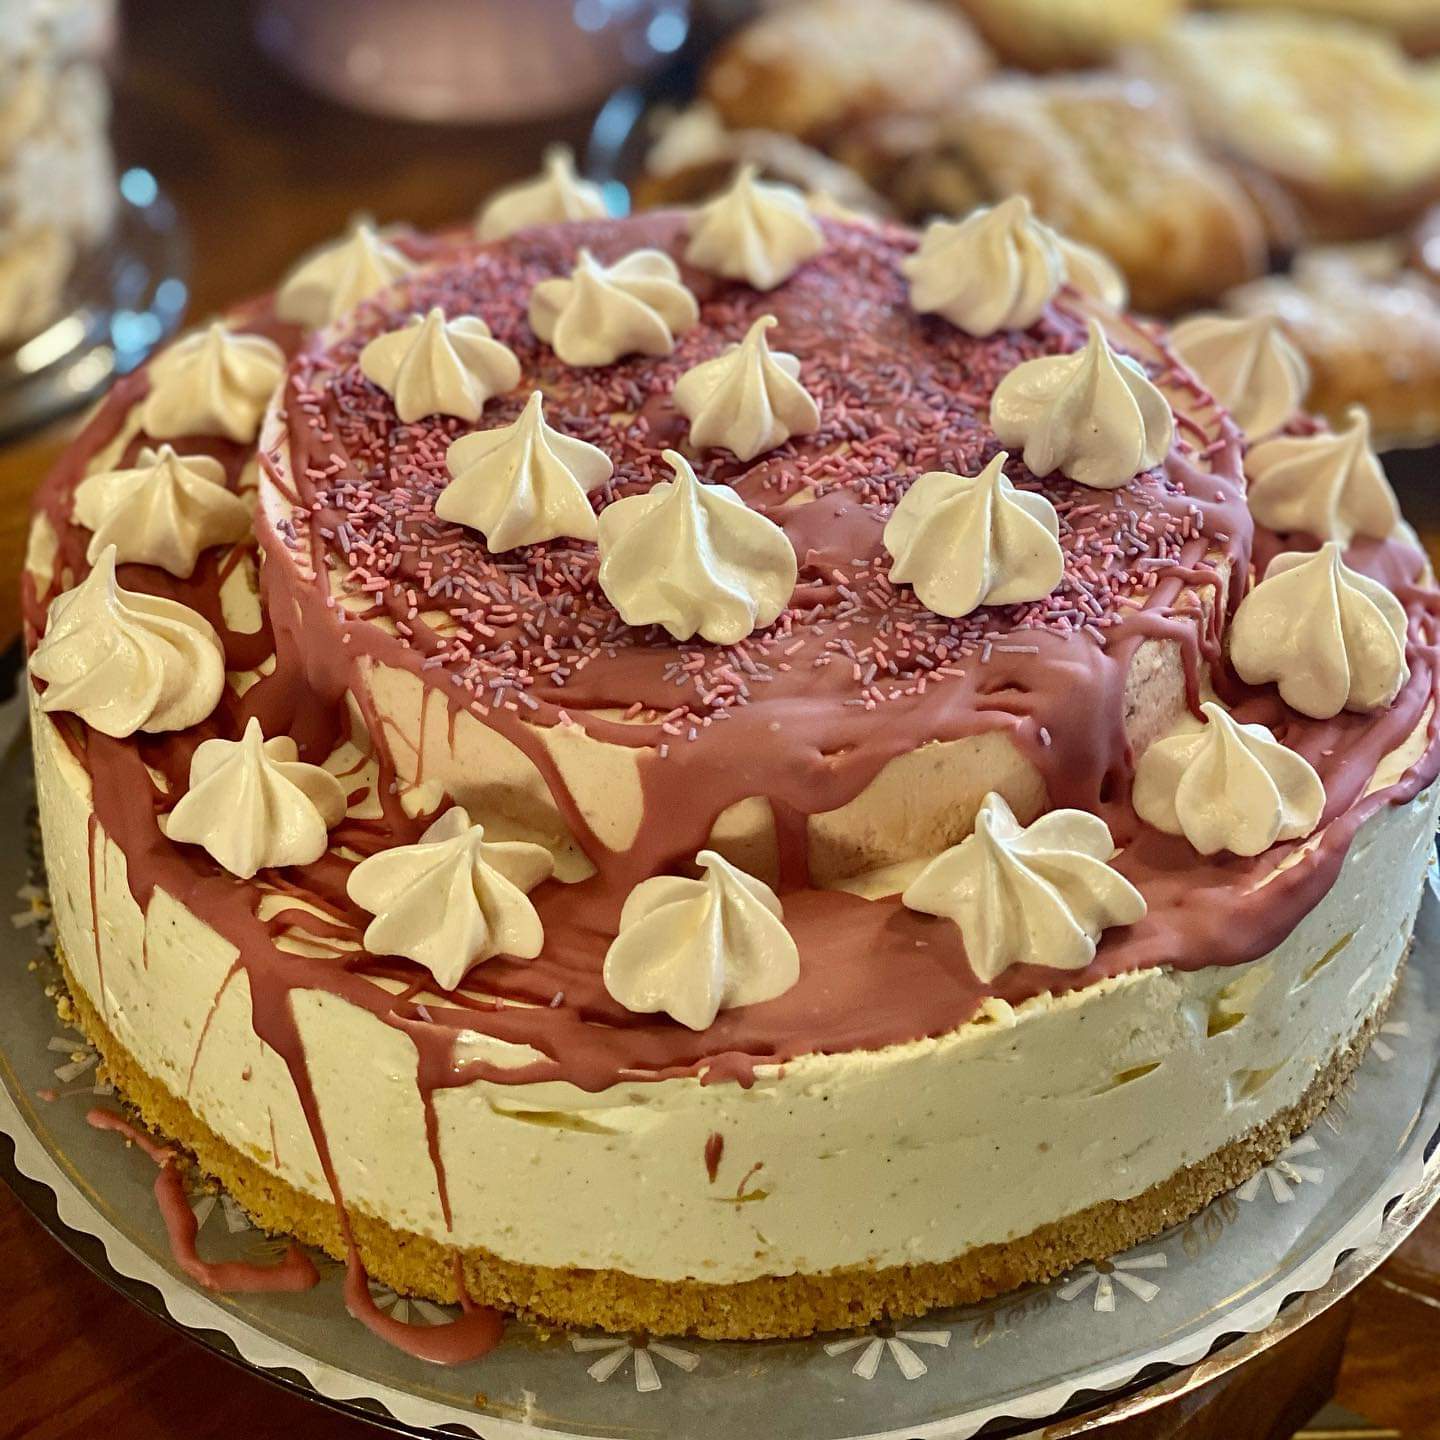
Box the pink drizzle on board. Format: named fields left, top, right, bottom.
left=86, top=1107, right=320, bottom=1294
left=343, top=1253, right=504, bottom=1365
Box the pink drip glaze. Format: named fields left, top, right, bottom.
left=86, top=1103, right=172, bottom=1161
left=342, top=1250, right=504, bottom=1365
left=735, top=1160, right=765, bottom=1202
left=86, top=1107, right=320, bottom=1293
left=704, top=1131, right=724, bottom=1184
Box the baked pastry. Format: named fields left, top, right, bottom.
left=23, top=178, right=1440, bottom=1343
left=1408, top=199, right=1440, bottom=283
left=634, top=102, right=890, bottom=217
left=1133, top=12, right=1440, bottom=241
left=0, top=0, right=114, bottom=66
left=1204, top=0, right=1440, bottom=57
left=701, top=0, right=992, bottom=145
left=1223, top=241, right=1440, bottom=447
left=947, top=0, right=1183, bottom=69
left=838, top=73, right=1269, bottom=315
left=0, top=24, right=114, bottom=346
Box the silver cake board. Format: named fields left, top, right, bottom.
left=1, top=691, right=1437, bottom=1440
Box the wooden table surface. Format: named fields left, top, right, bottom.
left=3, top=4, right=1439, bottom=1437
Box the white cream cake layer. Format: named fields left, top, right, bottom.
left=33, top=691, right=1437, bottom=1284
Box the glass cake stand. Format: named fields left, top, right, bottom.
left=0, top=167, right=189, bottom=441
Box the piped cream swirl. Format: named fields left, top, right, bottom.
left=673, top=315, right=820, bottom=461
left=139, top=323, right=285, bottom=444
left=276, top=221, right=416, bottom=329
left=903, top=196, right=1062, bottom=337
left=476, top=145, right=607, bottom=243
left=165, top=718, right=347, bottom=879
left=30, top=546, right=226, bottom=737
left=1133, top=702, right=1325, bottom=857
left=1169, top=312, right=1309, bottom=438
left=528, top=247, right=699, bottom=367
left=684, top=164, right=826, bottom=292
left=73, top=444, right=251, bottom=579
left=603, top=849, right=799, bottom=1031
left=597, top=448, right=797, bottom=644
left=990, top=319, right=1173, bottom=490
left=347, top=807, right=554, bottom=992
left=902, top=791, right=1146, bottom=982
left=1245, top=407, right=1399, bottom=544
left=1230, top=542, right=1409, bottom=718
left=438, top=390, right=613, bottom=551
left=883, top=452, right=1063, bottom=619
left=359, top=307, right=521, bottom=424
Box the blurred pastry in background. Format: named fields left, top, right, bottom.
left=0, top=0, right=115, bottom=65
left=1133, top=13, right=1440, bottom=242
left=702, top=0, right=991, bottom=145
left=947, top=0, right=1184, bottom=70
left=1223, top=243, right=1440, bottom=446
left=0, top=229, right=74, bottom=350
left=1203, top=0, right=1440, bottom=57
left=1408, top=200, right=1440, bottom=283
left=835, top=74, right=1268, bottom=314
left=634, top=102, right=891, bottom=215
left=0, top=0, right=116, bottom=348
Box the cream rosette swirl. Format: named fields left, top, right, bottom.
left=603, top=849, right=799, bottom=1031
left=990, top=319, right=1173, bottom=490
left=1169, top=312, right=1309, bottom=439
left=672, top=314, right=821, bottom=462
left=902, top=792, right=1146, bottom=983
left=347, top=808, right=555, bottom=992
left=437, top=391, right=614, bottom=551
left=527, top=247, right=699, bottom=367
left=139, top=323, right=285, bottom=444
left=476, top=144, right=607, bottom=243
left=1245, top=407, right=1399, bottom=545
left=165, top=718, right=347, bottom=879
left=276, top=221, right=417, bottom=329
left=359, top=307, right=521, bottom=424
left=1133, top=702, right=1325, bottom=857
left=903, top=196, right=1062, bottom=338
left=30, top=546, right=225, bottom=738
left=72, top=443, right=252, bottom=579
left=596, top=448, right=797, bottom=644
left=882, top=452, right=1063, bottom=619
left=1230, top=542, right=1410, bottom=719
left=684, top=163, right=826, bottom=292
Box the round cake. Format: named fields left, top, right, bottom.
left=21, top=176, right=1440, bottom=1342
